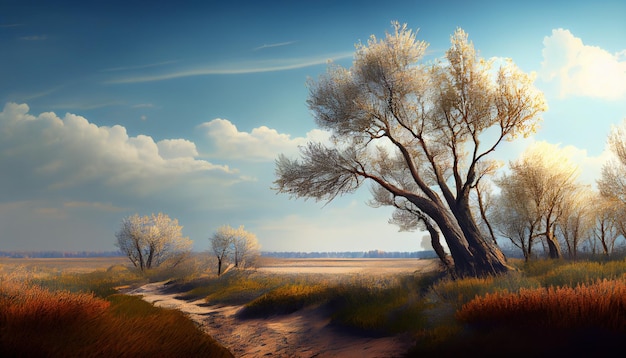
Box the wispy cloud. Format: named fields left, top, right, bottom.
left=101, top=60, right=178, bottom=72
left=1, top=23, right=23, bottom=28
left=131, top=103, right=154, bottom=108
left=253, top=41, right=296, bottom=51
left=19, top=35, right=47, bottom=41
left=21, top=85, right=65, bottom=101
left=63, top=201, right=128, bottom=212
left=105, top=52, right=353, bottom=84
left=50, top=101, right=126, bottom=111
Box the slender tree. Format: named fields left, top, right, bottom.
left=589, top=195, right=621, bottom=256
left=275, top=23, right=546, bottom=277
left=494, top=142, right=582, bottom=259
left=210, top=225, right=233, bottom=276
left=556, top=187, right=594, bottom=259
left=231, top=225, right=261, bottom=269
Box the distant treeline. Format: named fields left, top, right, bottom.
left=0, top=251, right=123, bottom=258
left=261, top=250, right=439, bottom=259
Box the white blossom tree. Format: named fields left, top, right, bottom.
left=115, top=213, right=192, bottom=272
left=210, top=225, right=260, bottom=276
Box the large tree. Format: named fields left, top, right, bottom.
left=115, top=213, right=192, bottom=272
left=274, top=23, right=547, bottom=277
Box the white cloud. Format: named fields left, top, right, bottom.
left=0, top=103, right=244, bottom=200
left=200, top=118, right=331, bottom=161
left=157, top=139, right=199, bottom=159
left=540, top=28, right=626, bottom=100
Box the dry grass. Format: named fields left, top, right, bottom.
left=456, top=278, right=626, bottom=332
left=5, top=255, right=626, bottom=357
left=0, top=260, right=233, bottom=357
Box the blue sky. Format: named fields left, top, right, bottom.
left=1, top=0, right=625, bottom=253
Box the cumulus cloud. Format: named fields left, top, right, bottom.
left=199, top=118, right=331, bottom=161
left=156, top=139, right=199, bottom=159
left=540, top=29, right=626, bottom=100
left=0, top=102, right=245, bottom=203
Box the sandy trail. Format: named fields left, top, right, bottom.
left=127, top=281, right=414, bottom=358
left=127, top=259, right=438, bottom=357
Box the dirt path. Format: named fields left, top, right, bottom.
left=127, top=282, right=414, bottom=357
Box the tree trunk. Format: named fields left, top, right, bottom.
left=217, top=257, right=223, bottom=276
left=407, top=194, right=509, bottom=277
left=452, top=205, right=510, bottom=277
left=134, top=238, right=145, bottom=272
left=423, top=218, right=455, bottom=277
left=545, top=231, right=561, bottom=259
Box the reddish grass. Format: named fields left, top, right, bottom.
left=0, top=281, right=233, bottom=357
left=456, top=279, right=626, bottom=332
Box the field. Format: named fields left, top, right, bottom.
left=3, top=255, right=626, bottom=357
left=256, top=257, right=439, bottom=274
left=0, top=256, right=129, bottom=274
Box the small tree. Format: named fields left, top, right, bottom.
left=115, top=213, right=192, bottom=272
left=590, top=195, right=621, bottom=256
left=210, top=226, right=233, bottom=276
left=210, top=225, right=260, bottom=276
left=231, top=225, right=261, bottom=269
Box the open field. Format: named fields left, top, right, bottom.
left=256, top=257, right=439, bottom=275
left=0, top=256, right=129, bottom=274
left=0, top=255, right=437, bottom=277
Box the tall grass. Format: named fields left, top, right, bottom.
left=409, top=258, right=626, bottom=356
left=0, top=261, right=234, bottom=358
left=33, top=264, right=146, bottom=298
left=456, top=279, right=626, bottom=332
left=208, top=272, right=436, bottom=334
